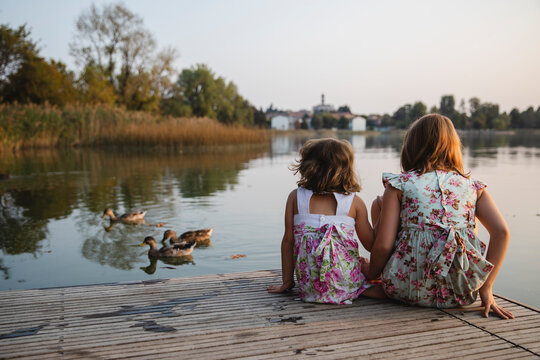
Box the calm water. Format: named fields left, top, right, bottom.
left=1, top=131, right=539, bottom=308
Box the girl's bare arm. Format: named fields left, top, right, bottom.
left=267, top=190, right=296, bottom=293
left=367, top=186, right=401, bottom=280
left=353, top=195, right=374, bottom=251
left=475, top=189, right=513, bottom=319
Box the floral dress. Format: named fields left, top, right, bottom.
left=293, top=187, right=370, bottom=305
left=381, top=171, right=494, bottom=308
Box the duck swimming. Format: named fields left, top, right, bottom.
left=102, top=208, right=146, bottom=223
left=162, top=229, right=213, bottom=246
left=140, top=236, right=196, bottom=257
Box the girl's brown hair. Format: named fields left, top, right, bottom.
left=291, top=138, right=361, bottom=194
left=401, top=113, right=468, bottom=177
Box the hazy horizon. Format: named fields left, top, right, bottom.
left=1, top=0, right=539, bottom=115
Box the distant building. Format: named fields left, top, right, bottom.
left=312, top=94, right=335, bottom=113
left=270, top=115, right=295, bottom=130
left=270, top=115, right=291, bottom=130
left=366, top=114, right=382, bottom=127
left=350, top=116, right=367, bottom=131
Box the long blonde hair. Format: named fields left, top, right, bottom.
left=401, top=114, right=468, bottom=177
left=291, top=138, right=361, bottom=194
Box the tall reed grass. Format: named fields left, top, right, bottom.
left=0, top=103, right=269, bottom=150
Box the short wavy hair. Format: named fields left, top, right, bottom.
left=401, top=113, right=468, bottom=177
left=291, top=138, right=361, bottom=194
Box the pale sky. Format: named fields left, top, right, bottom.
left=1, top=0, right=539, bottom=115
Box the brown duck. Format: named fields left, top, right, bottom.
left=102, top=208, right=146, bottom=223
left=140, top=236, right=196, bottom=257
left=162, top=229, right=213, bottom=246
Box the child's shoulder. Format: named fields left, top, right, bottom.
left=439, top=171, right=487, bottom=191
left=382, top=171, right=414, bottom=191
left=350, top=193, right=367, bottom=210
left=287, top=188, right=298, bottom=201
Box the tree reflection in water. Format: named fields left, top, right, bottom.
left=0, top=193, right=48, bottom=255
left=0, top=146, right=268, bottom=272
left=1, top=132, right=538, bottom=283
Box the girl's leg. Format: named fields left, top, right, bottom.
left=361, top=284, right=387, bottom=299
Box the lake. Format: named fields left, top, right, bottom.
left=0, top=131, right=539, bottom=308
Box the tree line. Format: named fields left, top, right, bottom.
left=382, top=95, right=540, bottom=130
left=0, top=3, right=257, bottom=126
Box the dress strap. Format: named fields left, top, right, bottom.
left=334, top=192, right=355, bottom=216
left=296, top=187, right=313, bottom=215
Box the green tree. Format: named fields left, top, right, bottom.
left=393, top=104, right=411, bottom=129
left=337, top=105, right=351, bottom=113
left=176, top=64, right=218, bottom=118
left=70, top=2, right=177, bottom=110
left=480, top=103, right=500, bottom=129
left=509, top=108, right=522, bottom=128
left=322, top=113, right=337, bottom=129
left=0, top=24, right=77, bottom=105
left=409, top=101, right=426, bottom=122
left=471, top=112, right=486, bottom=129
left=440, top=95, right=465, bottom=128
left=253, top=107, right=267, bottom=128
left=0, top=24, right=37, bottom=82
left=171, top=64, right=253, bottom=125
left=440, top=95, right=456, bottom=117
left=77, top=63, right=116, bottom=104
left=381, top=114, right=393, bottom=127
left=338, top=116, right=350, bottom=129
left=311, top=114, right=322, bottom=129
left=520, top=107, right=536, bottom=128
left=469, top=97, right=481, bottom=117
left=492, top=112, right=510, bottom=130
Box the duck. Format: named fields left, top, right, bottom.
left=162, top=228, right=213, bottom=246
left=140, top=236, right=197, bottom=258
left=101, top=208, right=146, bottom=223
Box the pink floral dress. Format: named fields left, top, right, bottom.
left=293, top=187, right=370, bottom=305
left=381, top=171, right=494, bottom=308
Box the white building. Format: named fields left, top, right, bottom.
left=271, top=115, right=294, bottom=130
left=350, top=116, right=367, bottom=131
left=312, top=94, right=335, bottom=113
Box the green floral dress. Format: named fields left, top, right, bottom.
left=381, top=171, right=494, bottom=308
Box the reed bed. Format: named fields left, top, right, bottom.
left=0, top=103, right=269, bottom=150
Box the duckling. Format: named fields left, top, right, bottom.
left=102, top=208, right=146, bottom=224
left=162, top=229, right=213, bottom=246
left=140, top=236, right=196, bottom=257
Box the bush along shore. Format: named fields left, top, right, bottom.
left=0, top=103, right=269, bottom=151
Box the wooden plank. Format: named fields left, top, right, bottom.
left=0, top=270, right=539, bottom=359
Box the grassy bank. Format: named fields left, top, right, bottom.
left=0, top=103, right=269, bottom=150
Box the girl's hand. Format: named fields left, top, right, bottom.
left=479, top=286, right=514, bottom=320
left=360, top=257, right=370, bottom=276
left=371, top=196, right=383, bottom=229
left=267, top=282, right=294, bottom=293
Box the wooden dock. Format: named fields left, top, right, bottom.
left=0, top=270, right=539, bottom=359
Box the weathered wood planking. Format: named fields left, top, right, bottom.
left=0, top=270, right=538, bottom=359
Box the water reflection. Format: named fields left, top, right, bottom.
left=0, top=131, right=539, bottom=298
left=0, top=193, right=48, bottom=256
left=140, top=256, right=195, bottom=275
left=270, top=132, right=404, bottom=156
left=81, top=232, right=144, bottom=271
left=0, top=147, right=268, bottom=274
left=269, top=130, right=540, bottom=163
